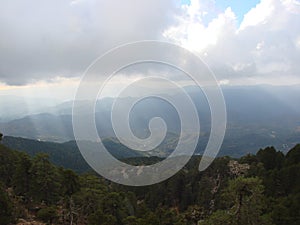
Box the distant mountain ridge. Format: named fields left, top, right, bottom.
left=1, top=136, right=146, bottom=173
left=1, top=85, right=300, bottom=157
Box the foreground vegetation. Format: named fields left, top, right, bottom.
left=0, top=139, right=299, bottom=224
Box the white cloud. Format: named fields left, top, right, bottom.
left=1, top=0, right=300, bottom=87
left=0, top=0, right=177, bottom=85
left=239, top=0, right=275, bottom=31
left=163, top=0, right=300, bottom=85
left=163, top=0, right=237, bottom=52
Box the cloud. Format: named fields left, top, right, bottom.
left=0, top=0, right=177, bottom=85
left=164, top=1, right=237, bottom=52
left=1, top=0, right=300, bottom=86
left=163, top=0, right=300, bottom=85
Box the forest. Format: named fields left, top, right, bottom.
left=1, top=0, right=300, bottom=225
left=0, top=138, right=299, bottom=225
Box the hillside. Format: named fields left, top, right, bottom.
left=1, top=136, right=147, bottom=173
left=0, top=141, right=300, bottom=225
left=1, top=86, right=300, bottom=157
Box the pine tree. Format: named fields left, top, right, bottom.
left=29, top=153, right=61, bottom=203
left=224, top=177, right=270, bottom=224
left=12, top=152, right=32, bottom=199
left=0, top=183, right=13, bottom=225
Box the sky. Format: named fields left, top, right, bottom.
left=214, top=0, right=261, bottom=23
left=0, top=0, right=300, bottom=100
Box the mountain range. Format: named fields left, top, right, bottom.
left=1, top=85, right=300, bottom=157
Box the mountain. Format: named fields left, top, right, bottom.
left=0, top=140, right=299, bottom=225
left=0, top=95, right=61, bottom=122
left=0, top=113, right=74, bottom=142
left=1, top=136, right=148, bottom=173
left=1, top=85, right=300, bottom=157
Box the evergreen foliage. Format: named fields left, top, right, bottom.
left=0, top=142, right=299, bottom=224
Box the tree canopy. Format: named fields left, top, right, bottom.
left=0, top=142, right=299, bottom=224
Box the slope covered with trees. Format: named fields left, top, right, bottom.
left=0, top=141, right=299, bottom=225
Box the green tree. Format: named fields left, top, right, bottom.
left=285, top=144, right=300, bottom=166
left=59, top=169, right=81, bottom=225
left=0, top=183, right=13, bottom=225
left=88, top=209, right=117, bottom=225
left=0, top=144, right=18, bottom=186
left=140, top=212, right=160, bottom=225
left=156, top=206, right=180, bottom=225
left=29, top=153, right=60, bottom=203
left=73, top=174, right=106, bottom=219
left=102, top=192, right=128, bottom=223
left=223, top=177, right=273, bottom=225
left=12, top=152, right=32, bottom=199
left=37, top=206, right=58, bottom=224
left=199, top=210, right=233, bottom=225
left=257, top=147, right=284, bottom=170
left=270, top=197, right=293, bottom=225
left=61, top=169, right=80, bottom=196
